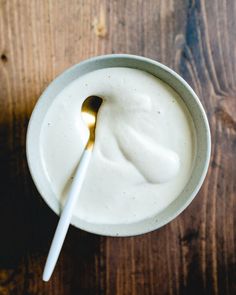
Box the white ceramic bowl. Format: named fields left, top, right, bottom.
left=26, top=54, right=211, bottom=236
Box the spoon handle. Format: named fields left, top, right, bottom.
left=43, top=148, right=92, bottom=282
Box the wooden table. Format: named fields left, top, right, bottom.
left=0, top=1, right=235, bottom=294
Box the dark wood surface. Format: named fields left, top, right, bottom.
left=0, top=0, right=235, bottom=294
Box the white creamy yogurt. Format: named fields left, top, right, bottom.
left=40, top=67, right=196, bottom=224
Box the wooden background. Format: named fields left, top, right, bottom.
left=0, top=0, right=235, bottom=294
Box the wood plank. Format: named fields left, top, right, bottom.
left=0, top=0, right=235, bottom=294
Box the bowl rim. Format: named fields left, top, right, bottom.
left=26, top=54, right=211, bottom=237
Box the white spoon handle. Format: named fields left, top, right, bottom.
left=43, top=148, right=92, bottom=282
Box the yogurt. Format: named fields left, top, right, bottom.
left=40, top=67, right=196, bottom=224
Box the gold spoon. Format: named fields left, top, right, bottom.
left=82, top=96, right=103, bottom=149
left=43, top=96, right=102, bottom=282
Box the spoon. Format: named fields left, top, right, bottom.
left=43, top=96, right=102, bottom=282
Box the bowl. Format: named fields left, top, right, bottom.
left=26, top=54, right=211, bottom=236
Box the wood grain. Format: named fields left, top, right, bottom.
left=0, top=0, right=235, bottom=294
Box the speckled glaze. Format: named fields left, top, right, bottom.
left=26, top=54, right=211, bottom=237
